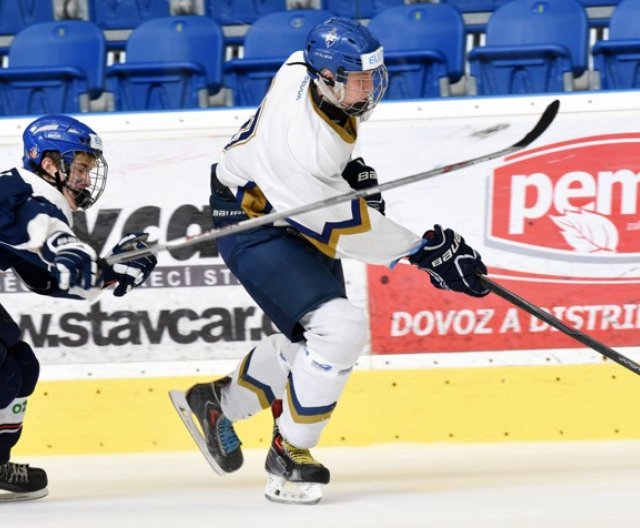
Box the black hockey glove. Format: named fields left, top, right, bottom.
left=103, top=233, right=157, bottom=297
left=41, top=231, right=99, bottom=291
left=341, top=157, right=385, bottom=215
left=408, top=225, right=489, bottom=298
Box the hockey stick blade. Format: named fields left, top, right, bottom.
left=478, top=275, right=640, bottom=376
left=512, top=99, right=559, bottom=148
left=168, top=390, right=227, bottom=476
left=105, top=99, right=560, bottom=266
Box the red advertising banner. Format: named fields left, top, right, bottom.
left=369, top=133, right=640, bottom=355
left=490, top=133, right=640, bottom=258
left=368, top=264, right=640, bottom=354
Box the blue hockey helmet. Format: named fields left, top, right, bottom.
left=304, top=17, right=388, bottom=116
left=22, top=114, right=108, bottom=209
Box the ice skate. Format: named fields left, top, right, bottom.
left=264, top=400, right=330, bottom=505
left=0, top=461, right=48, bottom=502
left=169, top=377, right=243, bottom=475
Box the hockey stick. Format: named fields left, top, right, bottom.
left=105, top=99, right=560, bottom=266
left=478, top=275, right=640, bottom=376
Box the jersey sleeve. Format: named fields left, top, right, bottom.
left=12, top=260, right=99, bottom=300
left=0, top=170, right=102, bottom=300
left=0, top=168, right=33, bottom=232
left=265, top=168, right=422, bottom=266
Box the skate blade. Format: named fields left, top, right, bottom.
left=264, top=474, right=323, bottom=505
left=0, top=487, right=48, bottom=502
left=168, top=390, right=226, bottom=477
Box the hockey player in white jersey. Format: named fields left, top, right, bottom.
left=0, top=115, right=157, bottom=501
left=181, top=17, right=489, bottom=504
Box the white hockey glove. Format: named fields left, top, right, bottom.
left=408, top=224, right=489, bottom=298
left=102, top=233, right=157, bottom=297
left=41, top=231, right=99, bottom=291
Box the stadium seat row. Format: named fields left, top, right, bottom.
left=0, top=0, right=638, bottom=115
left=0, top=0, right=626, bottom=39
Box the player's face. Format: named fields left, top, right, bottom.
left=63, top=153, right=97, bottom=210
left=342, top=71, right=375, bottom=106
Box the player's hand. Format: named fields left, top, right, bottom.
left=408, top=224, right=489, bottom=297
left=341, top=157, right=385, bottom=215
left=103, top=233, right=157, bottom=297
left=42, top=231, right=98, bottom=290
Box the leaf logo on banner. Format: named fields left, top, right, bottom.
left=550, top=209, right=619, bottom=253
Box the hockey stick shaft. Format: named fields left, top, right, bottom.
left=478, top=275, right=640, bottom=376
left=105, top=100, right=560, bottom=265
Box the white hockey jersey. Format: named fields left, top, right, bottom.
left=217, top=51, right=422, bottom=266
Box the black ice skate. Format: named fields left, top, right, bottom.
left=264, top=399, right=330, bottom=505
left=0, top=461, right=48, bottom=502
left=169, top=377, right=243, bottom=475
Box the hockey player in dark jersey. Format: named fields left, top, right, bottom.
left=0, top=115, right=157, bottom=501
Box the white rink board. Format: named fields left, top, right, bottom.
left=0, top=92, right=639, bottom=374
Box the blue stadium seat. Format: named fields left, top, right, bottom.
left=368, top=4, right=465, bottom=99
left=0, top=21, right=105, bottom=116
left=575, top=0, right=621, bottom=6
left=592, top=0, right=640, bottom=89
left=442, top=1, right=511, bottom=12
left=203, top=0, right=287, bottom=25
left=225, top=9, right=332, bottom=106
left=0, top=0, right=54, bottom=36
left=441, top=0, right=511, bottom=33
left=468, top=0, right=589, bottom=95
left=88, top=0, right=171, bottom=51
left=323, top=0, right=404, bottom=19
left=575, top=0, right=622, bottom=28
left=88, top=0, right=171, bottom=30
left=105, top=16, right=224, bottom=111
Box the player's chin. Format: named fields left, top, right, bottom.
left=63, top=189, right=81, bottom=210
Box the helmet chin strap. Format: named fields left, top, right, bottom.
left=314, top=76, right=346, bottom=108
left=51, top=164, right=81, bottom=206
left=51, top=169, right=67, bottom=195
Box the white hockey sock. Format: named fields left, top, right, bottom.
left=221, top=334, right=304, bottom=422
left=278, top=298, right=367, bottom=448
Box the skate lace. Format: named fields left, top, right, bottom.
left=217, top=416, right=241, bottom=454
left=0, top=463, right=29, bottom=484
left=282, top=438, right=320, bottom=466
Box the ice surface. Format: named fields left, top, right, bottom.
left=4, top=441, right=640, bottom=528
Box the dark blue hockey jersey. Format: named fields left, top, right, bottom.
left=0, top=168, right=93, bottom=300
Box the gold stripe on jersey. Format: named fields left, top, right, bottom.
left=301, top=198, right=372, bottom=258
left=309, top=89, right=358, bottom=144
left=239, top=185, right=271, bottom=218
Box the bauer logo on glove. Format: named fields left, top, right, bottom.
left=408, top=224, right=489, bottom=298
left=423, top=229, right=462, bottom=268
left=341, top=157, right=386, bottom=215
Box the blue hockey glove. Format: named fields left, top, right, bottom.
left=41, top=231, right=98, bottom=291
left=103, top=233, right=157, bottom=297
left=341, top=157, right=385, bottom=215
left=408, top=225, right=489, bottom=298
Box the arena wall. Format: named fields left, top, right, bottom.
left=2, top=91, right=639, bottom=455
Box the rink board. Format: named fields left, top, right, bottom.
left=0, top=91, right=639, bottom=366
left=2, top=92, right=640, bottom=456
left=14, top=363, right=640, bottom=456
